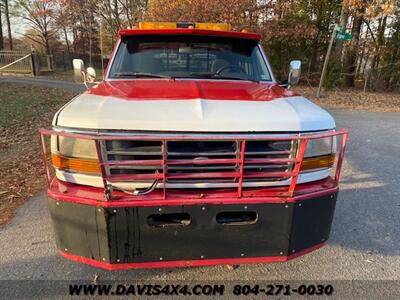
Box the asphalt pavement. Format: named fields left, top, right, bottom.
left=0, top=75, right=86, bottom=92
left=0, top=77, right=399, bottom=298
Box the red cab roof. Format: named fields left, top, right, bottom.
left=118, top=28, right=262, bottom=41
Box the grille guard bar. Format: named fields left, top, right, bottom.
left=39, top=128, right=348, bottom=201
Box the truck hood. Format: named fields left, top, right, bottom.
left=54, top=80, right=335, bottom=132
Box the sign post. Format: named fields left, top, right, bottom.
left=316, top=25, right=352, bottom=98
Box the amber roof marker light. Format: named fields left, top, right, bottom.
left=138, top=22, right=232, bottom=31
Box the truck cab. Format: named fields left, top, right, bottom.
left=40, top=22, right=348, bottom=270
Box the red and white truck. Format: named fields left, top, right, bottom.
left=39, top=22, right=348, bottom=270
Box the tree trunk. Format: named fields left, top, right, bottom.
left=370, top=16, right=387, bottom=71
left=45, top=38, right=50, bottom=55
left=386, top=22, right=400, bottom=89
left=309, top=1, right=324, bottom=73
left=4, top=0, right=13, bottom=50
left=356, top=29, right=368, bottom=75
left=63, top=27, right=71, bottom=54
left=113, top=0, right=121, bottom=30
left=43, top=28, right=51, bottom=54
left=343, top=10, right=364, bottom=87
left=0, top=4, right=4, bottom=50
left=72, top=27, right=77, bottom=53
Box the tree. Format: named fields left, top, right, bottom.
left=335, top=2, right=349, bottom=72
left=53, top=0, right=71, bottom=54
left=146, top=0, right=259, bottom=30
left=92, top=0, right=122, bottom=37
left=0, top=2, right=4, bottom=50
left=341, top=0, right=398, bottom=87
left=118, top=0, right=148, bottom=28
left=145, top=0, right=342, bottom=79
left=341, top=0, right=373, bottom=87
left=15, top=0, right=55, bottom=54
left=3, top=0, right=13, bottom=49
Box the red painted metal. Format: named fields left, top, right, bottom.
left=38, top=132, right=51, bottom=189
left=287, top=139, right=308, bottom=197
left=237, top=141, right=246, bottom=197
left=162, top=140, right=167, bottom=199
left=335, top=129, right=349, bottom=181
left=103, top=36, right=120, bottom=80
left=87, top=80, right=299, bottom=102
left=39, top=129, right=348, bottom=203
left=118, top=28, right=262, bottom=41
left=167, top=172, right=240, bottom=179
left=39, top=128, right=345, bottom=141
left=59, top=242, right=325, bottom=270
left=168, top=158, right=239, bottom=165
left=47, top=177, right=339, bottom=207
left=95, top=140, right=108, bottom=194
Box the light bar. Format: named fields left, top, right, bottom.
left=138, top=22, right=231, bottom=31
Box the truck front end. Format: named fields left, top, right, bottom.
left=40, top=23, right=348, bottom=270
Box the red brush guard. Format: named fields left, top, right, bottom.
left=39, top=128, right=348, bottom=270
left=39, top=129, right=348, bottom=202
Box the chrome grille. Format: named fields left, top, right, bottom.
left=103, top=138, right=295, bottom=188
left=105, top=141, right=163, bottom=182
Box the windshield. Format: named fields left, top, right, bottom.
left=108, top=35, right=272, bottom=82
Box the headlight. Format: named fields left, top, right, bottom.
left=50, top=136, right=100, bottom=174
left=301, top=136, right=336, bottom=171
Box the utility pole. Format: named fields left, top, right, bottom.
left=89, top=13, right=92, bottom=67
left=317, top=25, right=352, bottom=98
left=317, top=25, right=338, bottom=99
left=100, top=22, right=104, bottom=77
left=334, top=6, right=348, bottom=71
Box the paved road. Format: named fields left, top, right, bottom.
left=0, top=75, right=85, bottom=92
left=0, top=77, right=399, bottom=297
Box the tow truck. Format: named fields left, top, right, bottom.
left=39, top=22, right=348, bottom=270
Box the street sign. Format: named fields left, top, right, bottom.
left=317, top=23, right=352, bottom=98
left=336, top=32, right=352, bottom=41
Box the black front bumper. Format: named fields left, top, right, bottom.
left=48, top=191, right=337, bottom=269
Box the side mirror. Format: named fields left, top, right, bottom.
left=72, top=59, right=97, bottom=86
left=72, top=59, right=85, bottom=83
left=86, top=67, right=96, bottom=83
left=288, top=60, right=301, bottom=87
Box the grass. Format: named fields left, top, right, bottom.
left=0, top=83, right=79, bottom=225
left=0, top=85, right=75, bottom=128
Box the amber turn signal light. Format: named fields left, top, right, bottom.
left=301, top=154, right=335, bottom=171
left=51, top=154, right=101, bottom=174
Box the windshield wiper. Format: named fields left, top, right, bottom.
left=212, top=75, right=259, bottom=82
left=190, top=72, right=258, bottom=82
left=113, top=72, right=172, bottom=79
